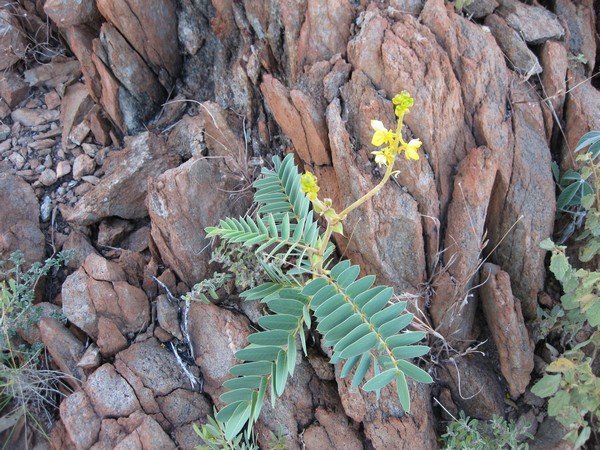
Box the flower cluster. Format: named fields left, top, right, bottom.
left=300, top=171, right=320, bottom=200
left=371, top=91, right=421, bottom=166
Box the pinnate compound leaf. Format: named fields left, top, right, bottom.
left=363, top=368, right=397, bottom=391
left=397, top=360, right=433, bottom=383
left=351, top=353, right=372, bottom=389
left=338, top=332, right=379, bottom=359
left=396, top=371, right=410, bottom=412
left=224, top=402, right=252, bottom=441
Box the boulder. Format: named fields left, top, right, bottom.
left=61, top=253, right=149, bottom=354
left=39, top=317, right=86, bottom=390
left=0, top=173, right=45, bottom=269
left=44, top=0, right=100, bottom=27
left=0, top=72, right=30, bottom=108
left=96, top=0, right=181, bottom=87
left=148, top=105, right=250, bottom=287
left=430, top=147, right=500, bottom=342
left=496, top=0, right=564, bottom=44
left=484, top=14, right=542, bottom=75
left=62, top=132, right=180, bottom=225
left=480, top=263, right=534, bottom=398
left=0, top=8, right=28, bottom=70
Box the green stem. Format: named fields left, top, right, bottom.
left=338, top=161, right=395, bottom=220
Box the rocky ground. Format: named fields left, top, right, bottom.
left=1, top=0, right=599, bottom=449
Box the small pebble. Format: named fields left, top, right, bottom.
left=56, top=161, right=71, bottom=178
left=38, top=168, right=57, bottom=186
left=0, top=124, right=10, bottom=141
left=40, top=195, right=52, bottom=222
left=9, top=153, right=25, bottom=170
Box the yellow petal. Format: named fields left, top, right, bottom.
left=372, top=130, right=387, bottom=147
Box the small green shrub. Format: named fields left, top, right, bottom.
left=0, top=250, right=71, bottom=446
left=441, top=411, right=532, bottom=450
left=199, top=93, right=432, bottom=440
left=533, top=131, right=600, bottom=448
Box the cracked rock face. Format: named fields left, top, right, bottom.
left=61, top=253, right=150, bottom=356
left=56, top=339, right=209, bottom=449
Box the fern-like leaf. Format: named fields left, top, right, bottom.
left=216, top=287, right=310, bottom=440
left=302, top=260, right=432, bottom=411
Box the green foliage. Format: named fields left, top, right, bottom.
left=531, top=350, right=600, bottom=449
left=453, top=0, right=475, bottom=12
left=205, top=154, right=431, bottom=440
left=193, top=413, right=259, bottom=450
left=0, top=251, right=72, bottom=447
left=441, top=411, right=532, bottom=450
left=534, top=131, right=600, bottom=448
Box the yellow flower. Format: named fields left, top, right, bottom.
left=392, top=91, right=414, bottom=117
left=402, top=138, right=421, bottom=160
left=371, top=120, right=396, bottom=147
left=300, top=171, right=320, bottom=200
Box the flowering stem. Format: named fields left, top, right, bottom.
left=338, top=160, right=394, bottom=220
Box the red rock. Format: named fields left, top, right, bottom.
left=297, top=0, right=353, bottom=69
left=72, top=154, right=96, bottom=180
left=96, top=0, right=181, bottom=86
left=44, top=91, right=61, bottom=109
left=0, top=173, right=45, bottom=269
left=16, top=302, right=61, bottom=345
left=97, top=218, right=134, bottom=247
left=83, top=253, right=126, bottom=281
left=113, top=413, right=176, bottom=450
left=540, top=41, right=568, bottom=115
left=0, top=72, right=30, bottom=108
left=60, top=82, right=94, bottom=149
left=165, top=114, right=206, bottom=160
left=44, top=0, right=100, bottom=27
left=561, top=73, right=600, bottom=171
left=62, top=230, right=99, bottom=270
left=63, top=132, right=180, bottom=225
left=496, top=0, right=564, bottom=44
left=490, top=80, right=555, bottom=319
left=430, top=146, right=499, bottom=342
left=38, top=168, right=58, bottom=186
left=59, top=390, right=101, bottom=449
left=23, top=58, right=81, bottom=87
left=87, top=106, right=112, bottom=146
left=148, top=105, right=248, bottom=286
left=84, top=364, right=141, bottom=417
left=77, top=343, right=101, bottom=371
left=69, top=120, right=91, bottom=145
left=96, top=317, right=128, bottom=356
left=480, top=263, right=534, bottom=398
left=555, top=0, right=596, bottom=72
left=484, top=14, right=542, bottom=75
left=156, top=295, right=182, bottom=340
left=99, top=22, right=166, bottom=110
left=327, top=97, right=426, bottom=291
left=438, top=355, right=505, bottom=420
left=0, top=8, right=28, bottom=70
left=91, top=45, right=126, bottom=132
left=303, top=407, right=362, bottom=450
left=0, top=99, right=10, bottom=119
left=64, top=24, right=103, bottom=101
left=39, top=317, right=86, bottom=390
left=187, top=301, right=251, bottom=397
left=11, top=108, right=59, bottom=126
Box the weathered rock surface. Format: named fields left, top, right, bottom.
left=484, top=14, right=542, bottom=75
left=431, top=146, right=499, bottom=342
left=44, top=0, right=100, bottom=27
left=496, top=0, right=564, bottom=44
left=480, top=263, right=534, bottom=398
left=0, top=72, right=30, bottom=108
left=148, top=104, right=250, bottom=287
left=0, top=8, right=28, bottom=70
left=39, top=317, right=87, bottom=390
left=0, top=173, right=45, bottom=268
left=61, top=253, right=149, bottom=354
left=62, top=132, right=180, bottom=225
